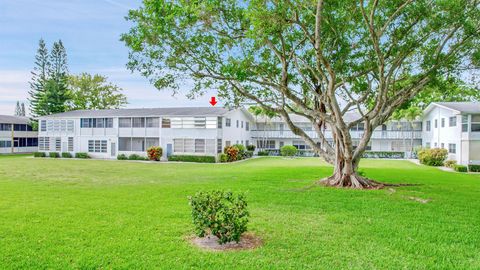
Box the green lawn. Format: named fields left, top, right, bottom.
left=1, top=156, right=479, bottom=269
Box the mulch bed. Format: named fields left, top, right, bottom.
left=190, top=233, right=262, bottom=251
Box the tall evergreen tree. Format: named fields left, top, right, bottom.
left=42, top=40, right=70, bottom=114
left=28, top=39, right=50, bottom=117
left=14, top=101, right=21, bottom=116
left=20, top=103, right=26, bottom=116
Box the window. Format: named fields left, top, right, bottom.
left=68, top=137, right=74, bottom=152
left=257, top=140, right=275, bottom=149
left=241, top=121, right=244, bottom=128
left=195, top=139, right=205, bottom=153
left=131, top=138, right=145, bottom=151
left=293, top=140, right=312, bottom=150
left=279, top=141, right=284, bottom=148
left=67, top=120, right=75, bottom=131
left=441, top=118, right=445, bottom=128
left=0, top=123, right=12, bottom=131
left=55, top=137, right=61, bottom=151
left=119, top=118, right=132, bottom=128
left=88, top=140, right=107, bottom=153
left=40, top=120, right=47, bottom=132
left=194, top=117, right=206, bottom=128
left=146, top=138, right=159, bottom=148
left=217, top=117, right=222, bottom=129
left=95, top=118, right=104, bottom=128
left=246, top=140, right=249, bottom=146
left=162, top=118, right=171, bottom=128
left=38, top=137, right=50, bottom=151
left=462, top=115, right=468, bottom=132
left=426, top=120, right=431, bottom=131
left=206, top=117, right=217, bottom=129
left=236, top=120, right=239, bottom=128
left=425, top=142, right=431, bottom=149
left=226, top=118, right=231, bottom=127
left=434, top=119, right=438, bottom=128
left=146, top=117, right=159, bottom=128
left=449, top=116, right=457, bottom=127
left=434, top=142, right=438, bottom=147
left=184, top=139, right=194, bottom=152
left=119, top=137, right=131, bottom=151
left=448, top=143, right=456, bottom=154
left=14, top=124, right=26, bottom=131
left=81, top=118, right=91, bottom=128
left=0, top=140, right=12, bottom=148
left=105, top=118, right=113, bottom=128
left=441, top=143, right=444, bottom=149
left=173, top=139, right=184, bottom=152
left=246, top=122, right=249, bottom=131
left=132, top=117, right=145, bottom=128
left=350, top=123, right=365, bottom=131
left=471, top=115, right=480, bottom=132
left=171, top=118, right=182, bottom=128
left=217, top=139, right=222, bottom=153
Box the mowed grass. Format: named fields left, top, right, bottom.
left=1, top=156, right=480, bottom=269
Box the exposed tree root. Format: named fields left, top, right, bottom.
left=318, top=173, right=418, bottom=189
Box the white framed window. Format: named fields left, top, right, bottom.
left=162, top=118, right=171, bottom=128
left=55, top=137, right=61, bottom=151
left=132, top=117, right=145, bottom=128
left=426, top=120, right=431, bottom=131
left=226, top=118, right=231, bottom=127
left=195, top=139, right=205, bottom=153
left=88, top=140, right=107, bottom=153
left=119, top=118, right=132, bottom=128
left=472, top=115, right=480, bottom=132
left=462, top=115, right=468, bottom=132
left=449, top=116, right=456, bottom=127
left=38, top=137, right=50, bottom=151
left=40, top=120, right=47, bottom=132
left=246, top=122, right=249, bottom=131
left=448, top=144, right=456, bottom=154
left=434, top=119, right=438, bottom=128
left=68, top=137, right=74, bottom=152
left=257, top=140, right=276, bottom=149
left=441, top=118, right=445, bottom=128
left=146, top=117, right=159, bottom=128
left=441, top=143, right=444, bottom=149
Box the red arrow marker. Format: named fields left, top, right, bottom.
left=209, top=96, right=217, bottom=106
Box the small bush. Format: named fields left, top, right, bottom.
left=61, top=152, right=72, bottom=158
left=224, top=146, right=240, bottom=162
left=280, top=145, right=298, bottom=157
left=75, top=152, right=90, bottom=159
left=468, top=165, right=480, bottom=172
left=189, top=190, right=249, bottom=244
left=218, top=153, right=228, bottom=163
left=49, top=152, right=60, bottom=158
left=246, top=145, right=256, bottom=151
left=418, top=148, right=448, bottom=166
left=128, top=154, right=146, bottom=160
left=33, top=152, right=46, bottom=158
left=245, top=150, right=254, bottom=158
left=147, top=146, right=163, bottom=161
left=362, top=151, right=405, bottom=159
left=257, top=150, right=269, bottom=156
left=233, top=144, right=246, bottom=160
left=444, top=160, right=457, bottom=168
left=117, top=154, right=128, bottom=160
left=454, top=165, right=468, bottom=172
left=168, top=155, right=216, bottom=163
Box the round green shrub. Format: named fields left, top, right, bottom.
left=280, top=145, right=297, bottom=157
left=61, top=152, right=72, bottom=158
left=189, top=190, right=249, bottom=244
left=218, top=153, right=228, bottom=163
left=418, top=148, right=448, bottom=166
left=257, top=150, right=269, bottom=156
left=246, top=144, right=256, bottom=151
left=49, top=152, right=60, bottom=158
left=117, top=154, right=128, bottom=160
left=33, top=152, right=46, bottom=158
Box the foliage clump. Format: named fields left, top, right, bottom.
left=168, top=155, right=216, bottom=163
left=224, top=146, right=240, bottom=162
left=33, top=152, right=46, bottom=158
left=75, top=152, right=90, bottom=159
left=61, top=152, right=72, bottom=158
left=49, top=152, right=60, bottom=158
left=218, top=153, right=228, bottom=163
left=454, top=165, right=468, bottom=172
left=444, top=160, right=457, bottom=168
left=117, top=154, right=128, bottom=160
left=468, top=165, right=480, bottom=172
left=246, top=145, right=256, bottom=151
left=189, top=190, right=249, bottom=244
left=147, top=146, right=162, bottom=161
left=418, top=148, right=448, bottom=166
left=280, top=145, right=297, bottom=157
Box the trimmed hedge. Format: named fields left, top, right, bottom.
left=246, top=145, right=256, bottom=151
left=468, top=165, right=480, bottom=172
left=75, top=152, right=90, bottom=159
left=128, top=154, right=146, bottom=160
left=454, top=165, right=468, bottom=172
left=168, top=155, right=216, bottom=163
left=257, top=150, right=269, bottom=156
left=418, top=148, right=448, bottom=166
left=33, top=152, right=46, bottom=158
left=49, top=152, right=60, bottom=158
left=362, top=151, right=405, bottom=159
left=61, top=152, right=72, bottom=158
left=117, top=154, right=128, bottom=160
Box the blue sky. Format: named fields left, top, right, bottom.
left=0, top=0, right=218, bottom=115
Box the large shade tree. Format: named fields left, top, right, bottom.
left=122, top=0, right=480, bottom=188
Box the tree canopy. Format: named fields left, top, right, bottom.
left=123, top=0, right=480, bottom=188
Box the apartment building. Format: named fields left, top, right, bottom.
left=422, top=102, right=480, bottom=165
left=0, top=115, right=38, bottom=154
left=37, top=107, right=253, bottom=159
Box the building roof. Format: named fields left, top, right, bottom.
left=41, top=107, right=234, bottom=118
left=256, top=111, right=362, bottom=123
left=435, top=102, right=480, bottom=114
left=0, top=115, right=31, bottom=124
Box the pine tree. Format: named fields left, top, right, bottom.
left=44, top=40, right=70, bottom=113
left=20, top=103, right=26, bottom=116
left=28, top=39, right=50, bottom=117
left=14, top=101, right=21, bottom=116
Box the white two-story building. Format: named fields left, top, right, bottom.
left=0, top=115, right=38, bottom=154
left=422, top=102, right=480, bottom=165
left=37, top=107, right=253, bottom=159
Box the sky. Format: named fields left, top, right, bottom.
left=0, top=0, right=218, bottom=116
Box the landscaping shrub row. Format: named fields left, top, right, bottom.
left=168, top=155, right=216, bottom=163
left=219, top=144, right=255, bottom=163
left=34, top=152, right=90, bottom=159
left=362, top=151, right=405, bottom=159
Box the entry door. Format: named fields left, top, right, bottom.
left=111, top=142, right=116, bottom=157
left=167, top=143, right=173, bottom=157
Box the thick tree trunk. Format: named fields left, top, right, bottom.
left=319, top=134, right=384, bottom=189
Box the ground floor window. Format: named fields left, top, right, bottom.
left=13, top=138, right=38, bottom=148
left=257, top=140, right=276, bottom=149
left=88, top=140, right=107, bottom=153
left=293, top=140, right=311, bottom=150
left=68, top=137, right=74, bottom=152
left=448, top=143, right=456, bottom=154
left=217, top=139, right=222, bottom=153
left=173, top=138, right=216, bottom=154
left=119, top=137, right=159, bottom=152
left=38, top=137, right=50, bottom=151
left=0, top=140, right=12, bottom=148
left=55, top=138, right=61, bottom=152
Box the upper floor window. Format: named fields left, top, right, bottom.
left=241, top=121, right=244, bottom=128
left=81, top=118, right=113, bottom=128
left=0, top=123, right=12, bottom=131
left=471, top=115, right=480, bottom=132
left=236, top=120, right=239, bottom=128
left=350, top=123, right=365, bottom=131
left=163, top=117, right=216, bottom=129
left=441, top=118, right=445, bottom=128
left=426, top=120, right=431, bottom=131
left=246, top=122, right=250, bottom=131
left=217, top=117, right=222, bottom=129
left=162, top=118, right=171, bottom=128
left=434, top=119, right=438, bottom=128
left=132, top=117, right=145, bottom=128
left=119, top=118, right=132, bottom=128
left=449, top=116, right=457, bottom=127
left=462, top=115, right=468, bottom=132
left=226, top=118, right=231, bottom=127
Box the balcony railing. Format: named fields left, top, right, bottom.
left=251, top=130, right=423, bottom=140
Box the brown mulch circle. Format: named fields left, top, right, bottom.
left=190, top=233, right=262, bottom=251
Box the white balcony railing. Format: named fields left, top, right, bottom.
left=251, top=130, right=423, bottom=140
